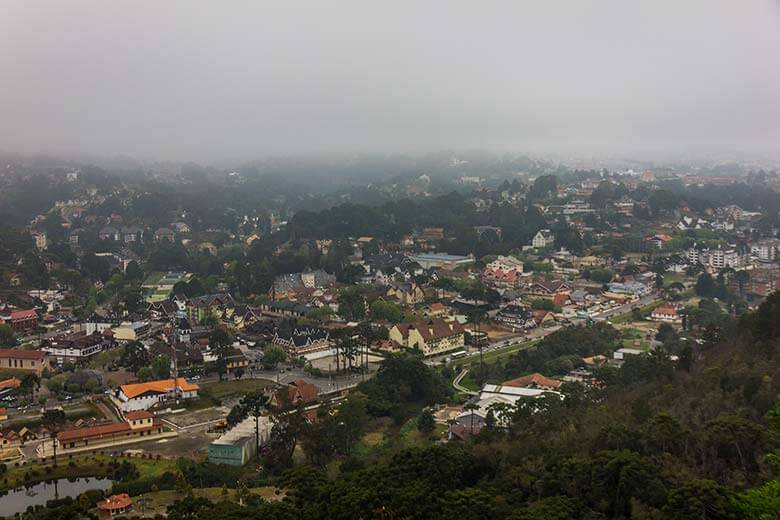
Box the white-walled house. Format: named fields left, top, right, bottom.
left=117, top=378, right=199, bottom=411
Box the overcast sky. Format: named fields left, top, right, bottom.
left=2, top=1, right=779, bottom=163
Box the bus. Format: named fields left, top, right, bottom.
left=450, top=350, right=468, bottom=360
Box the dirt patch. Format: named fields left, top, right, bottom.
left=161, top=406, right=230, bottom=428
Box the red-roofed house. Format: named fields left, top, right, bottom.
left=57, top=413, right=163, bottom=451
left=650, top=305, right=682, bottom=324
left=552, top=292, right=570, bottom=307
left=271, top=379, right=319, bottom=409
left=481, top=268, right=521, bottom=288
left=6, top=309, right=38, bottom=332
left=646, top=234, right=673, bottom=249
left=97, top=493, right=132, bottom=516
left=117, top=378, right=199, bottom=411
left=503, top=373, right=562, bottom=391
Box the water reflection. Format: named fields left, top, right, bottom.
left=0, top=477, right=113, bottom=516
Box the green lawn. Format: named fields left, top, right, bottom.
left=88, top=348, right=123, bottom=369
left=457, top=371, right=480, bottom=391
left=129, top=486, right=283, bottom=515
left=611, top=299, right=664, bottom=324
left=458, top=339, right=539, bottom=367
left=346, top=416, right=443, bottom=470
left=622, top=338, right=650, bottom=350
left=142, top=271, right=165, bottom=287
left=201, top=378, right=276, bottom=400
left=1, top=454, right=178, bottom=491
left=663, top=272, right=688, bottom=286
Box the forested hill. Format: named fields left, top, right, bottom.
left=158, top=295, right=780, bottom=519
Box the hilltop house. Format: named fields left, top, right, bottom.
left=386, top=282, right=425, bottom=305
left=532, top=229, right=555, bottom=249
left=650, top=305, right=682, bottom=324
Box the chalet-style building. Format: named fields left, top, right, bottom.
left=270, top=379, right=319, bottom=408
left=532, top=229, right=555, bottom=248
left=495, top=304, right=535, bottom=330
left=524, top=280, right=572, bottom=297
left=386, top=282, right=425, bottom=305
left=388, top=318, right=465, bottom=357
left=272, top=326, right=331, bottom=355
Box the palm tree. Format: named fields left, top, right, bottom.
left=467, top=310, right=488, bottom=370
left=42, top=408, right=66, bottom=466
left=240, top=391, right=269, bottom=457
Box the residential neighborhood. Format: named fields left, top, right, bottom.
left=0, top=2, right=779, bottom=516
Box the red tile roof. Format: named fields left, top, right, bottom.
left=125, top=410, right=153, bottom=421
left=98, top=493, right=132, bottom=512
left=57, top=421, right=131, bottom=442
left=503, top=373, right=562, bottom=390
left=10, top=309, right=37, bottom=321
left=0, top=378, right=21, bottom=391
left=57, top=418, right=161, bottom=442
left=0, top=349, right=46, bottom=360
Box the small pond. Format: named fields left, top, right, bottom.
left=0, top=477, right=113, bottom=515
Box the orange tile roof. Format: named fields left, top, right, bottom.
left=119, top=378, right=199, bottom=399
left=0, top=378, right=21, bottom=391
left=98, top=493, right=132, bottom=512
left=125, top=410, right=153, bottom=421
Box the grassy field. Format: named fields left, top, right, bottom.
left=662, top=272, right=688, bottom=286
left=129, top=486, right=283, bottom=516
left=141, top=271, right=165, bottom=287
left=457, top=338, right=539, bottom=368
left=611, top=299, right=664, bottom=324
left=349, top=416, right=445, bottom=465
left=201, top=378, right=276, bottom=400
left=1, top=454, right=178, bottom=491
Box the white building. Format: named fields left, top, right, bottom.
left=687, top=246, right=744, bottom=269
left=751, top=240, right=780, bottom=262
left=117, top=378, right=199, bottom=411
left=31, top=230, right=47, bottom=251
left=456, top=383, right=563, bottom=428
left=532, top=229, right=555, bottom=249
left=486, top=255, right=524, bottom=272
left=613, top=348, right=645, bottom=360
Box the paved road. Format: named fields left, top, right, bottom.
left=452, top=368, right=477, bottom=396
